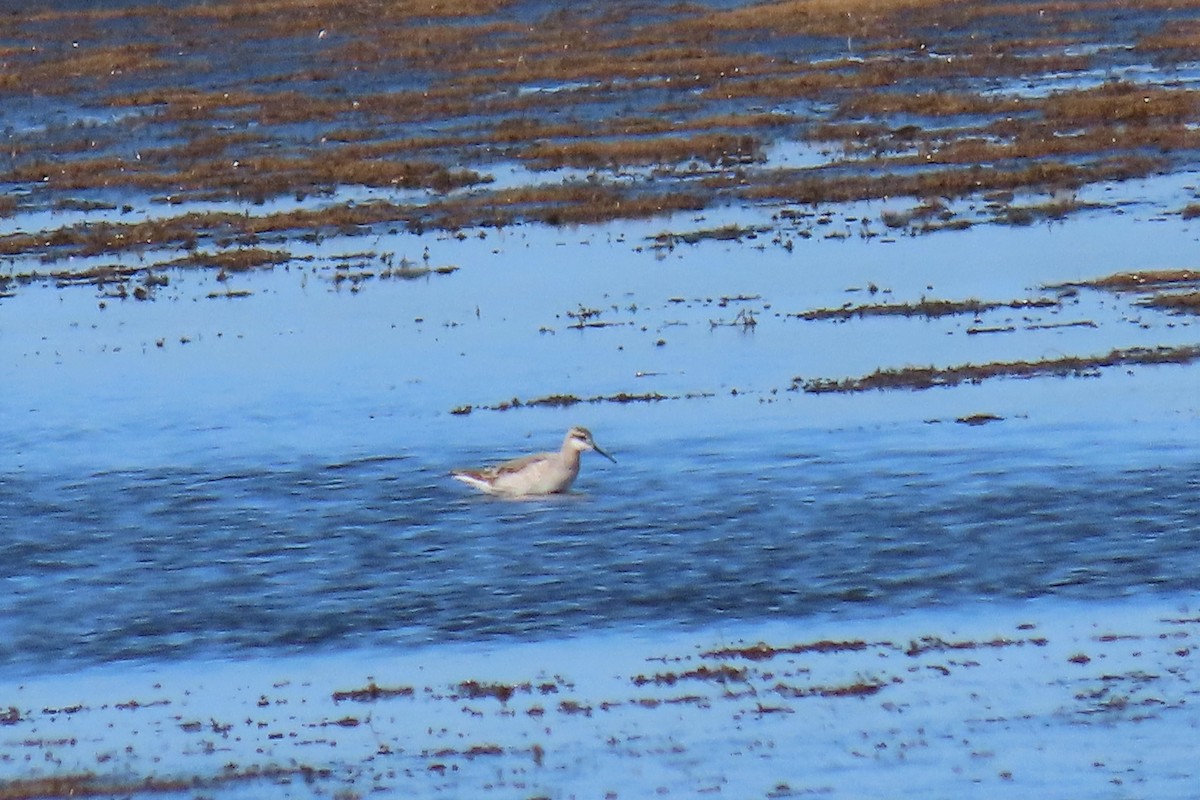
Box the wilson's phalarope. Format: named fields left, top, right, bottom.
left=451, top=426, right=616, bottom=497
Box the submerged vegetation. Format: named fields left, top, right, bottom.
left=795, top=345, right=1200, bottom=394
left=794, top=297, right=1060, bottom=322
left=1048, top=269, right=1200, bottom=316
left=3, top=0, right=1200, bottom=285
left=3, top=0, right=1199, bottom=409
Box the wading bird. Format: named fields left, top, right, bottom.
left=451, top=426, right=616, bottom=497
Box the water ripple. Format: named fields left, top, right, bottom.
left=2, top=430, right=1199, bottom=676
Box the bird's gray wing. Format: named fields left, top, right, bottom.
left=486, top=452, right=549, bottom=477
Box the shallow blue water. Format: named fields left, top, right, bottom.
left=3, top=177, right=1200, bottom=682
left=4, top=421, right=1198, bottom=678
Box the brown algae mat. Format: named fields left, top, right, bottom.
left=1049, top=269, right=1200, bottom=316
left=795, top=344, right=1200, bottom=394
left=2, top=601, right=1198, bottom=797
left=790, top=271, right=1200, bottom=394
left=4, top=0, right=1200, bottom=289
left=451, top=273, right=1200, bottom=411
left=4, top=1, right=1200, bottom=414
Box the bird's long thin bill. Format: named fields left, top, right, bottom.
left=594, top=445, right=617, bottom=463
